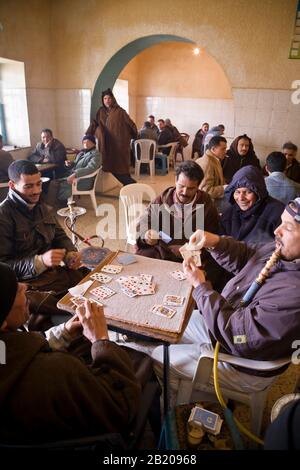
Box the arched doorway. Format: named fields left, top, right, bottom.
left=91, top=34, right=194, bottom=118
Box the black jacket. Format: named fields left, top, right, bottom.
left=0, top=190, right=75, bottom=280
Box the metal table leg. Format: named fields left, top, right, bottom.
left=163, top=342, right=170, bottom=417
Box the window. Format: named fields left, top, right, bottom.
left=0, top=57, right=30, bottom=147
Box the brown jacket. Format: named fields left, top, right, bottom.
left=86, top=99, right=137, bottom=175
left=196, top=149, right=225, bottom=199
left=136, top=186, right=220, bottom=261
left=0, top=330, right=141, bottom=443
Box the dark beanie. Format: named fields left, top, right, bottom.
left=82, top=134, right=96, bottom=144
left=0, top=263, right=18, bottom=327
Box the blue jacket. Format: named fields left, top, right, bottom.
left=220, top=166, right=284, bottom=243
left=265, top=171, right=300, bottom=205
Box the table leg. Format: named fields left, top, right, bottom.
left=163, top=343, right=170, bottom=416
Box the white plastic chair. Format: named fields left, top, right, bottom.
left=119, top=183, right=156, bottom=248
left=157, top=142, right=179, bottom=169
left=176, top=349, right=290, bottom=436
left=71, top=166, right=102, bottom=216
left=134, top=139, right=156, bottom=178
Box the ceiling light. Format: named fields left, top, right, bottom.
left=193, top=47, right=200, bottom=55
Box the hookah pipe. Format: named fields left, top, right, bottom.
left=213, top=247, right=281, bottom=448
left=64, top=199, right=104, bottom=248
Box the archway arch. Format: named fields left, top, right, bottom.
left=91, top=34, right=194, bottom=117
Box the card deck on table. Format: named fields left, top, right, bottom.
left=117, top=254, right=137, bottom=265
left=151, top=304, right=176, bottom=319
left=90, top=272, right=112, bottom=283
left=101, top=264, right=123, bottom=274
left=170, top=270, right=187, bottom=281
left=163, top=294, right=185, bottom=306
left=90, top=286, right=115, bottom=300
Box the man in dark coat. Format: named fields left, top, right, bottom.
left=28, top=128, right=66, bottom=178
left=283, top=141, right=300, bottom=184
left=86, top=88, right=137, bottom=186
left=0, top=160, right=87, bottom=330
left=191, top=122, right=209, bottom=159
left=136, top=161, right=225, bottom=290
left=222, top=134, right=261, bottom=183
left=220, top=165, right=284, bottom=243
left=0, top=262, right=141, bottom=444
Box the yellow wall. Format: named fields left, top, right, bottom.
left=1, top=0, right=299, bottom=91
left=0, top=0, right=54, bottom=88
left=120, top=42, right=232, bottom=98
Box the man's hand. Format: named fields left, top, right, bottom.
left=64, top=314, right=82, bottom=337
left=41, top=249, right=66, bottom=267
left=65, top=160, right=73, bottom=167
left=65, top=251, right=81, bottom=270
left=76, top=301, right=109, bottom=343
left=144, top=229, right=159, bottom=246
left=183, top=259, right=206, bottom=288
left=189, top=230, right=220, bottom=250
left=67, top=174, right=76, bottom=185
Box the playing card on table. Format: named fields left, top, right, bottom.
left=90, top=272, right=112, bottom=283
left=90, top=286, right=115, bottom=300
left=101, top=264, right=123, bottom=274
left=163, top=294, right=185, bottom=306
left=117, top=254, right=137, bottom=265
left=121, top=286, right=138, bottom=298
left=151, top=305, right=176, bottom=319
left=139, top=273, right=153, bottom=283
left=135, top=284, right=156, bottom=295
left=170, top=270, right=187, bottom=281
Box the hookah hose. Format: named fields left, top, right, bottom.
left=213, top=248, right=281, bottom=447
left=64, top=216, right=104, bottom=247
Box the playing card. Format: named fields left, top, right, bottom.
left=190, top=407, right=222, bottom=435
left=70, top=296, right=104, bottom=308
left=159, top=230, right=172, bottom=244
left=70, top=296, right=86, bottom=307
left=121, top=287, right=138, bottom=298
left=90, top=272, right=112, bottom=283
left=151, top=304, right=176, bottom=319
left=139, top=273, right=153, bottom=283
left=101, top=264, right=123, bottom=274
left=163, top=295, right=185, bottom=306
left=135, top=284, right=156, bottom=295
left=170, top=270, right=187, bottom=281
left=179, top=243, right=202, bottom=266
left=90, top=286, right=115, bottom=300
left=117, top=254, right=137, bottom=265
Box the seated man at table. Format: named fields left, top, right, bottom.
left=0, top=160, right=88, bottom=330
left=45, top=134, right=101, bottom=208
left=150, top=200, right=300, bottom=399
left=28, top=128, right=66, bottom=177
left=0, top=262, right=141, bottom=444
left=136, top=160, right=224, bottom=290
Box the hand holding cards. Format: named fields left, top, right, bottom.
left=179, top=243, right=201, bottom=267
